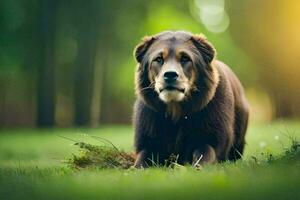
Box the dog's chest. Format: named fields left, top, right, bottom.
left=163, top=117, right=194, bottom=153
left=164, top=113, right=210, bottom=150
left=164, top=128, right=182, bottom=153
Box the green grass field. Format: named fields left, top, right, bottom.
left=1, top=121, right=300, bottom=200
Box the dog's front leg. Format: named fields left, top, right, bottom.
left=192, top=145, right=217, bottom=166
left=134, top=150, right=149, bottom=168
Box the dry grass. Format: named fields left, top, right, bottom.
left=67, top=141, right=135, bottom=169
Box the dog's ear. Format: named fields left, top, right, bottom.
left=191, top=34, right=216, bottom=64
left=134, top=36, right=156, bottom=63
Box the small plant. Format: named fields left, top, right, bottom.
left=281, top=138, right=300, bottom=161
left=266, top=137, right=300, bottom=164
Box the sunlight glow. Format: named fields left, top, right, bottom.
left=192, top=0, right=229, bottom=33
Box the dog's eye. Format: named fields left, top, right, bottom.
left=154, top=56, right=164, bottom=65
left=180, top=55, right=191, bottom=65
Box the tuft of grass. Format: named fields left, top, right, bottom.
left=274, top=138, right=300, bottom=162
left=67, top=142, right=135, bottom=169
left=250, top=137, right=300, bottom=166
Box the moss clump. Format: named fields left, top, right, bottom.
left=68, top=142, right=135, bottom=169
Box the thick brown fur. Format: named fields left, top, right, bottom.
left=133, top=31, right=249, bottom=167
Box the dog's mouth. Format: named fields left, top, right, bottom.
left=159, top=85, right=185, bottom=93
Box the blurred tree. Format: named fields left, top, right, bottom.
left=98, top=0, right=149, bottom=124
left=36, top=0, right=58, bottom=126
left=0, top=0, right=39, bottom=126
left=72, top=1, right=99, bottom=126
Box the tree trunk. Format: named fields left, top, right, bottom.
left=73, top=5, right=98, bottom=126
left=90, top=45, right=108, bottom=127
left=37, top=0, right=57, bottom=127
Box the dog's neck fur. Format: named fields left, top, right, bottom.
left=166, top=102, right=182, bottom=121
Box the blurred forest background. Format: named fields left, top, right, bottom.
left=0, top=0, right=300, bottom=127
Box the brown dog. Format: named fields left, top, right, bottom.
left=133, top=31, right=249, bottom=167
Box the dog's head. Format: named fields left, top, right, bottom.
left=134, top=31, right=218, bottom=113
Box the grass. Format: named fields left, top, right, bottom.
left=0, top=121, right=300, bottom=200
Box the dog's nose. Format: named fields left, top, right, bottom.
left=163, top=71, right=178, bottom=83
left=163, top=71, right=178, bottom=84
